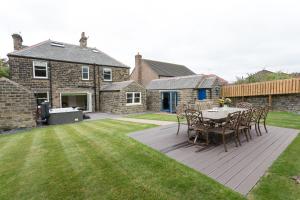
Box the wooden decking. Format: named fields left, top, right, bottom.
left=129, top=124, right=298, bottom=195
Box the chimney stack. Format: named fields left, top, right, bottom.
left=135, top=53, right=142, bottom=84
left=12, top=33, right=23, bottom=51
left=79, top=32, right=88, bottom=48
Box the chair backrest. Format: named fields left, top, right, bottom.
left=260, top=105, right=270, bottom=119
left=195, top=100, right=214, bottom=111
left=224, top=111, right=241, bottom=130
left=185, top=109, right=201, bottom=127
left=176, top=103, right=187, bottom=117
left=239, top=109, right=253, bottom=126
left=251, top=107, right=263, bottom=122
left=236, top=102, right=253, bottom=109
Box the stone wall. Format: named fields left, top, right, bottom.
left=0, top=77, right=36, bottom=131
left=100, top=81, right=146, bottom=114
left=8, top=56, right=129, bottom=112
left=147, top=87, right=221, bottom=112
left=230, top=94, right=300, bottom=112
left=146, top=90, right=160, bottom=112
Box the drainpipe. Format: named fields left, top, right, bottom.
left=49, top=61, right=53, bottom=107
left=93, top=63, right=97, bottom=112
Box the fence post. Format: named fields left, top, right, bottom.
left=268, top=95, right=272, bottom=108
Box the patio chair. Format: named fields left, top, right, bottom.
left=236, top=102, right=253, bottom=109
left=236, top=109, right=253, bottom=144
left=195, top=100, right=214, bottom=111
left=192, top=111, right=214, bottom=145
left=257, top=106, right=270, bottom=135
left=176, top=103, right=188, bottom=135
left=249, top=107, right=263, bottom=136
left=210, top=111, right=241, bottom=152
left=185, top=109, right=201, bottom=142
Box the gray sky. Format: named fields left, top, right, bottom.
left=1, top=0, right=300, bottom=82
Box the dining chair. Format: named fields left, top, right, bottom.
left=258, top=105, right=270, bottom=135
left=210, top=111, right=241, bottom=152
left=249, top=107, right=263, bottom=136
left=176, top=103, right=188, bottom=135
left=192, top=111, right=214, bottom=145
left=236, top=109, right=253, bottom=144
left=236, top=102, right=253, bottom=109
left=185, top=109, right=200, bottom=141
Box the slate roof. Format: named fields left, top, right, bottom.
left=100, top=80, right=135, bottom=91
left=146, top=75, right=218, bottom=90
left=142, top=59, right=195, bottom=77
left=7, top=40, right=129, bottom=68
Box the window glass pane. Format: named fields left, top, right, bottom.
left=134, top=97, right=140, bottom=103
left=35, top=93, right=48, bottom=105
left=127, top=93, right=133, bottom=103
left=103, top=68, right=112, bottom=80
left=34, top=62, right=47, bottom=78
left=35, top=68, right=47, bottom=77
left=83, top=68, right=88, bottom=73
left=82, top=73, right=88, bottom=79
left=134, top=93, right=141, bottom=103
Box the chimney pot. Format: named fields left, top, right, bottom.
left=79, top=32, right=88, bottom=48
left=12, top=33, right=23, bottom=51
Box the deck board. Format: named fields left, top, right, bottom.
left=129, top=124, right=298, bottom=195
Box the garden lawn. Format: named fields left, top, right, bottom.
left=249, top=111, right=300, bottom=200
left=0, top=119, right=244, bottom=200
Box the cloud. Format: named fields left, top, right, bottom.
left=1, top=0, right=299, bottom=82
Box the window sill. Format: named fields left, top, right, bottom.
left=103, top=80, right=112, bottom=82
left=33, top=77, right=49, bottom=79
left=126, top=103, right=142, bottom=106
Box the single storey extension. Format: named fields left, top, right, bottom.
left=146, top=74, right=224, bottom=113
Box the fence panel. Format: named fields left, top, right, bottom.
left=221, top=78, right=300, bottom=97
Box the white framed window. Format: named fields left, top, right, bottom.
left=33, top=60, right=48, bottom=79
left=82, top=66, right=89, bottom=80
left=35, top=92, right=49, bottom=105
left=103, top=68, right=112, bottom=81
left=126, top=92, right=141, bottom=105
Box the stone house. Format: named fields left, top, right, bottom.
left=130, top=53, right=195, bottom=86
left=146, top=75, right=223, bottom=113
left=100, top=80, right=146, bottom=114
left=7, top=33, right=145, bottom=114
left=0, top=77, right=36, bottom=131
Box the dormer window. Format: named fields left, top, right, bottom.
left=82, top=66, right=89, bottom=80
left=33, top=60, right=48, bottom=79
left=103, top=68, right=112, bottom=81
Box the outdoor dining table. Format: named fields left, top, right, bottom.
left=202, top=107, right=248, bottom=123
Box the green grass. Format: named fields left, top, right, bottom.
left=0, top=119, right=244, bottom=200
left=127, top=113, right=179, bottom=121
left=249, top=111, right=300, bottom=200
left=266, top=111, right=300, bottom=129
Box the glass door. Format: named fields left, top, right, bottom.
left=161, top=91, right=178, bottom=113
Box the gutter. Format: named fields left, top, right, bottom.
left=7, top=54, right=130, bottom=69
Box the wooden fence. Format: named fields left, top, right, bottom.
left=221, top=78, right=300, bottom=97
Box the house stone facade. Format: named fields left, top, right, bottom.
left=100, top=81, right=146, bottom=114
left=8, top=56, right=129, bottom=112
left=0, top=77, right=36, bottom=131
left=6, top=33, right=144, bottom=115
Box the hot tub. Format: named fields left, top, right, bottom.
left=48, top=108, right=83, bottom=125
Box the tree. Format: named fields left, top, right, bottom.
left=235, top=69, right=291, bottom=84
left=0, top=58, right=9, bottom=78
